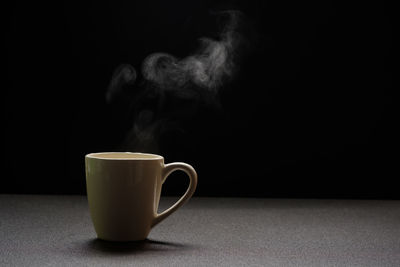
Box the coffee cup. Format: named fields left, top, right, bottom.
left=85, top=152, right=197, bottom=241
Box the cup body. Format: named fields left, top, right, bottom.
left=85, top=152, right=163, bottom=241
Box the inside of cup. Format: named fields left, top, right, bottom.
left=86, top=152, right=163, bottom=160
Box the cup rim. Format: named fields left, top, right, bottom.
left=85, top=152, right=164, bottom=160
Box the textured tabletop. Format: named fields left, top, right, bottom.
left=1, top=195, right=399, bottom=266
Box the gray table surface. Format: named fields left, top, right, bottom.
left=1, top=195, right=399, bottom=266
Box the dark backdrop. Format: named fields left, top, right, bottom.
left=5, top=0, right=396, bottom=198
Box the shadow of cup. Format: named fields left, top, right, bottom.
left=87, top=238, right=191, bottom=254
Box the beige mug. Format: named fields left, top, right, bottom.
left=85, top=152, right=198, bottom=241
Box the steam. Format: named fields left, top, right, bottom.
left=106, top=64, right=136, bottom=103
left=142, top=10, right=241, bottom=91
left=107, top=10, right=248, bottom=152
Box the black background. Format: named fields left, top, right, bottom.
left=5, top=0, right=396, bottom=198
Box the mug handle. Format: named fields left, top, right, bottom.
left=152, top=162, right=198, bottom=227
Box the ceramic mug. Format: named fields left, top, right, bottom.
left=85, top=152, right=198, bottom=241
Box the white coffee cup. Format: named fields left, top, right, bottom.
left=85, top=152, right=197, bottom=241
